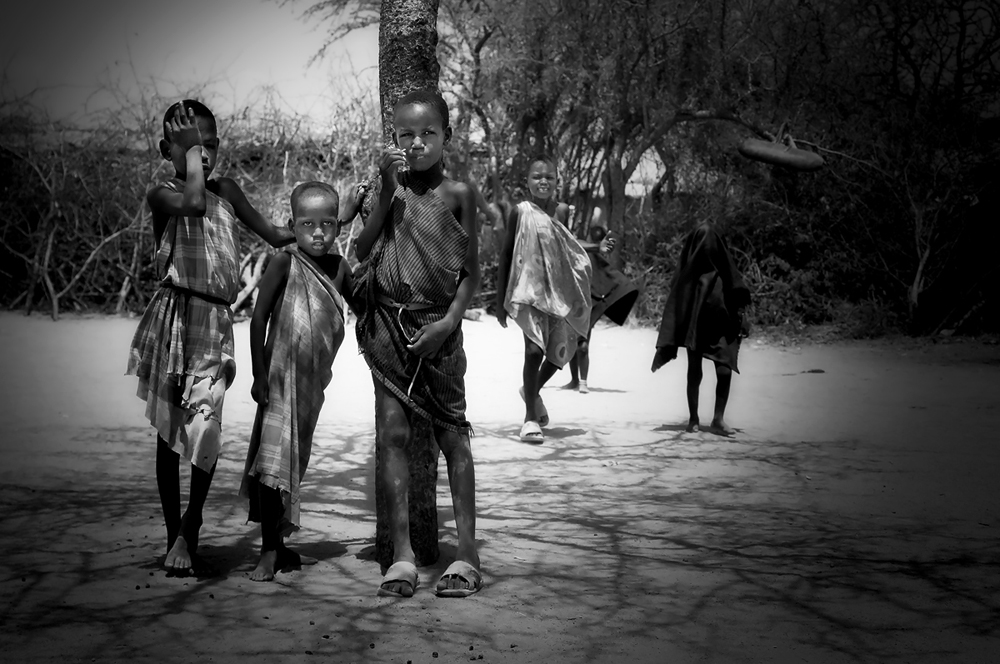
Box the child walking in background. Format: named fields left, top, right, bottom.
left=651, top=221, right=751, bottom=435
left=127, top=100, right=294, bottom=575
left=563, top=225, right=635, bottom=393
left=353, top=90, right=483, bottom=598
left=495, top=156, right=593, bottom=444
left=240, top=181, right=353, bottom=582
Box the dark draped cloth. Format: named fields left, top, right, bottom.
left=582, top=247, right=639, bottom=330
left=353, top=172, right=471, bottom=433
left=654, top=223, right=751, bottom=372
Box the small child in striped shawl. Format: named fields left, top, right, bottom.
left=127, top=100, right=295, bottom=576
left=239, top=181, right=354, bottom=582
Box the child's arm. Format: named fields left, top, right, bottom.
left=554, top=202, right=571, bottom=227
left=146, top=108, right=208, bottom=245
left=355, top=148, right=407, bottom=260
left=407, top=182, right=480, bottom=358
left=215, top=178, right=295, bottom=248
left=330, top=255, right=357, bottom=315
left=249, top=252, right=291, bottom=407
left=338, top=181, right=367, bottom=230
left=494, top=205, right=519, bottom=328
left=338, top=258, right=355, bottom=307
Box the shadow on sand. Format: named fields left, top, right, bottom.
left=1, top=420, right=998, bottom=662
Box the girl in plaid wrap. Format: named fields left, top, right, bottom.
left=126, top=100, right=294, bottom=576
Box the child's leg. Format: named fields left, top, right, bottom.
left=250, top=483, right=284, bottom=582
left=522, top=335, right=545, bottom=422
left=564, top=333, right=591, bottom=391
left=576, top=335, right=591, bottom=392
left=374, top=379, right=417, bottom=596
left=564, top=353, right=580, bottom=389
left=165, top=461, right=216, bottom=572
left=155, top=436, right=181, bottom=552
left=536, top=360, right=560, bottom=391
left=435, top=426, right=482, bottom=594
left=711, top=362, right=734, bottom=435
left=435, top=428, right=479, bottom=569
left=685, top=348, right=703, bottom=432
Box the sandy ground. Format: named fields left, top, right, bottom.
left=0, top=310, right=998, bottom=663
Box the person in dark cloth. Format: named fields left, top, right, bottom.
left=563, top=225, right=638, bottom=393
left=353, top=90, right=483, bottom=598
left=651, top=221, right=751, bottom=435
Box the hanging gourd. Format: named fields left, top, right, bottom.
left=738, top=125, right=825, bottom=171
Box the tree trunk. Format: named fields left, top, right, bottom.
left=373, top=0, right=442, bottom=569
left=378, top=0, right=441, bottom=141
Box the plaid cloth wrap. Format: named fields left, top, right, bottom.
left=504, top=201, right=592, bottom=368
left=126, top=180, right=240, bottom=471
left=240, top=247, right=346, bottom=531
left=353, top=172, right=471, bottom=433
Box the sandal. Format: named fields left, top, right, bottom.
left=435, top=560, right=484, bottom=598
left=519, top=420, right=544, bottom=444
left=377, top=560, right=418, bottom=598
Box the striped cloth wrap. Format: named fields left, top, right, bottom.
left=353, top=172, right=471, bottom=434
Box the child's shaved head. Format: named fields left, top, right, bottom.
left=290, top=181, right=339, bottom=217
left=162, top=100, right=216, bottom=141
left=393, top=89, right=450, bottom=129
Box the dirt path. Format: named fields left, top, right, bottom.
left=1, top=312, right=997, bottom=663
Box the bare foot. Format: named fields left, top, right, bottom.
left=250, top=546, right=316, bottom=582
left=561, top=381, right=579, bottom=391
left=711, top=419, right=735, bottom=436
left=685, top=418, right=700, bottom=433
left=250, top=550, right=278, bottom=582
left=164, top=535, right=193, bottom=574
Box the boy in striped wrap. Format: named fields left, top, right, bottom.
left=240, top=181, right=354, bottom=582
left=127, top=100, right=294, bottom=575
left=353, top=90, right=483, bottom=598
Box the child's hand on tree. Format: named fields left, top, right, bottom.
left=339, top=181, right=367, bottom=227
left=251, top=375, right=269, bottom=407
left=165, top=104, right=204, bottom=155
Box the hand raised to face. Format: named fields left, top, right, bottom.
left=165, top=104, right=204, bottom=153
left=378, top=146, right=409, bottom=188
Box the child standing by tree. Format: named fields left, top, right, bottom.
left=239, top=181, right=353, bottom=582
left=651, top=221, right=751, bottom=435
left=126, top=100, right=294, bottom=575
left=353, top=90, right=483, bottom=598
left=495, top=156, right=594, bottom=443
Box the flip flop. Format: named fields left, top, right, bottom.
left=518, top=387, right=550, bottom=426
left=377, top=560, right=418, bottom=598
left=519, top=420, right=544, bottom=444
left=435, top=560, right=484, bottom=598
